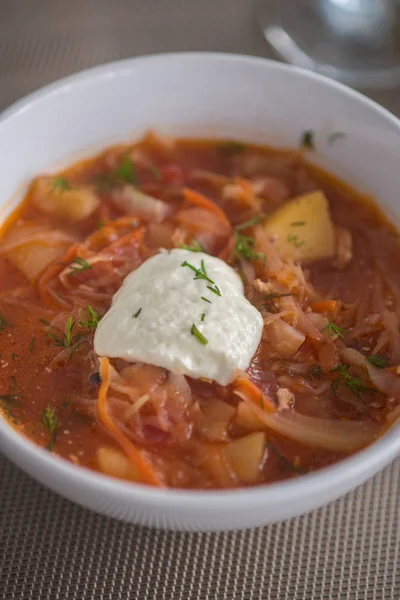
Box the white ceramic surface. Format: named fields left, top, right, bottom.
left=1, top=53, right=400, bottom=532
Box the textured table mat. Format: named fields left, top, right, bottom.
left=1, top=1, right=400, bottom=598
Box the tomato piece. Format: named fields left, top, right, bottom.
left=160, top=163, right=186, bottom=185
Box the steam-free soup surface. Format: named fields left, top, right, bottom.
left=0, top=132, right=399, bottom=489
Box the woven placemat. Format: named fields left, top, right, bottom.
left=1, top=1, right=400, bottom=598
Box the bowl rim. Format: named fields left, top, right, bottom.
left=1, top=51, right=400, bottom=510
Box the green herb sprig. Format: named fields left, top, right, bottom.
left=330, top=364, right=375, bottom=398
left=367, top=354, right=388, bottom=369
left=51, top=177, right=71, bottom=194
left=78, top=306, right=99, bottom=331
left=181, top=240, right=204, bottom=252
left=41, top=405, right=58, bottom=451
left=191, top=323, right=208, bottom=345
left=322, top=317, right=347, bottom=340
left=68, top=257, right=92, bottom=274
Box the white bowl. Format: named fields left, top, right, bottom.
left=1, top=53, right=400, bottom=532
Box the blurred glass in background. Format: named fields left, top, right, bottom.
left=260, top=0, right=400, bottom=89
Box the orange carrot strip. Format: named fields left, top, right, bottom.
left=98, top=357, right=163, bottom=487
left=37, top=243, right=79, bottom=308
left=310, top=300, right=337, bottom=314
left=183, top=188, right=231, bottom=229
left=233, top=375, right=277, bottom=414
left=103, top=227, right=145, bottom=253
left=234, top=176, right=254, bottom=201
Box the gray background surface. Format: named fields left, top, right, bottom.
left=1, top=1, right=400, bottom=598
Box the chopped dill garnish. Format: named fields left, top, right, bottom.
left=0, top=313, right=13, bottom=331
left=115, top=155, right=138, bottom=185
left=330, top=364, right=375, bottom=398
left=216, top=140, right=246, bottom=155
left=267, top=442, right=306, bottom=474
left=11, top=375, right=17, bottom=390
left=29, top=337, right=35, bottom=354
left=46, top=317, right=85, bottom=356
left=132, top=308, right=142, bottom=319
left=291, top=221, right=306, bottom=226
left=201, top=313, right=205, bottom=322
left=78, top=306, right=99, bottom=330
left=235, top=216, right=261, bottom=232
left=0, top=394, right=21, bottom=421
left=367, top=354, right=388, bottom=369
left=181, top=239, right=204, bottom=252
left=39, top=318, right=51, bottom=326
left=262, top=292, right=293, bottom=313
left=287, top=234, right=305, bottom=248
left=201, top=296, right=211, bottom=303
left=51, top=177, right=71, bottom=194
left=11, top=353, right=20, bottom=361
left=97, top=219, right=104, bottom=229
left=300, top=130, right=315, bottom=150
left=68, top=256, right=92, bottom=273
left=0, top=393, right=20, bottom=402
left=328, top=131, right=346, bottom=146
left=149, top=165, right=161, bottom=180
left=191, top=323, right=208, bottom=346
left=306, top=363, right=324, bottom=380
left=41, top=404, right=58, bottom=451
left=181, top=259, right=215, bottom=285
left=322, top=317, right=347, bottom=340
left=207, top=284, right=221, bottom=297
left=234, top=232, right=266, bottom=263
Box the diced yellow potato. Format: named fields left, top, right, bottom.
left=7, top=241, right=69, bottom=282
left=32, top=177, right=100, bottom=221
left=234, top=402, right=265, bottom=431
left=264, top=190, right=335, bottom=262
left=97, top=447, right=143, bottom=482
left=224, top=432, right=266, bottom=483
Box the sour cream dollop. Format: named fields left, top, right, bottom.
left=94, top=249, right=263, bottom=385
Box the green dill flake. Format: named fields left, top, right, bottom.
left=287, top=234, right=305, bottom=249
left=97, top=219, right=104, bottom=230
left=262, top=292, right=293, bottom=313
left=201, top=313, right=205, bottom=322
left=266, top=442, right=306, bottom=474
left=300, top=130, right=315, bottom=150
left=322, top=317, right=347, bottom=340
left=201, top=296, right=211, bottom=304
left=234, top=216, right=261, bottom=232
left=290, top=221, right=306, bottom=227
left=181, top=240, right=204, bottom=252
left=78, top=306, right=100, bottom=330
left=132, top=308, right=142, bottom=319
left=191, top=323, right=208, bottom=346
left=0, top=313, right=13, bottom=332
left=41, top=405, right=58, bottom=451
left=115, top=155, right=138, bottom=185
left=38, top=318, right=51, bottom=326
left=181, top=259, right=215, bottom=285
left=367, top=354, right=388, bottom=369
left=51, top=177, right=71, bottom=194
left=29, top=337, right=36, bottom=354
left=46, top=317, right=85, bottom=357
left=327, top=131, right=346, bottom=146
left=68, top=256, right=92, bottom=274
left=207, top=284, right=221, bottom=297
left=330, top=364, right=375, bottom=398
left=11, top=353, right=20, bottom=361
left=216, top=140, right=246, bottom=155
left=11, top=375, right=17, bottom=390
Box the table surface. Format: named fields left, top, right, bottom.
left=1, top=1, right=400, bottom=599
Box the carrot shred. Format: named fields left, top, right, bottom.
left=234, top=176, right=254, bottom=201
left=310, top=300, right=337, bottom=314
left=98, top=357, right=163, bottom=487
left=233, top=375, right=277, bottom=414
left=102, top=227, right=145, bottom=253
left=183, top=188, right=231, bottom=229
left=37, top=242, right=78, bottom=308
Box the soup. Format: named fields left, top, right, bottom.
left=0, top=132, right=399, bottom=489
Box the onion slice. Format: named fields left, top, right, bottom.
left=341, top=347, right=400, bottom=399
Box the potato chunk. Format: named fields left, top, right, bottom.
left=7, top=242, right=68, bottom=282
left=224, top=432, right=266, bottom=483
left=264, top=190, right=335, bottom=262
left=32, top=177, right=100, bottom=221
left=97, top=447, right=143, bottom=482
